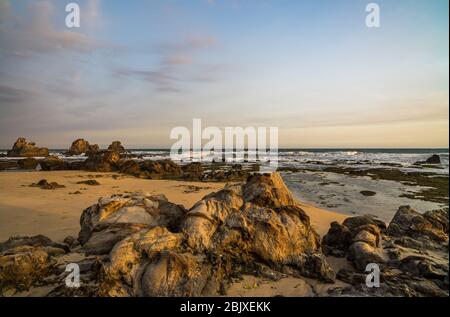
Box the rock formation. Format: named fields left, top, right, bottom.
left=6, top=138, right=49, bottom=157
left=67, top=139, right=99, bottom=156
left=323, top=206, right=449, bottom=297
left=107, top=141, right=126, bottom=153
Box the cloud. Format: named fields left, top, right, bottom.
left=115, top=35, right=222, bottom=93
left=0, top=0, right=114, bottom=58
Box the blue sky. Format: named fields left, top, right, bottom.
left=0, top=0, right=448, bottom=148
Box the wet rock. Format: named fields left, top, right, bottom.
left=0, top=161, right=19, bottom=170
left=425, top=154, right=441, bottom=164
left=63, top=236, right=79, bottom=248
left=107, top=141, right=126, bottom=153
left=7, top=137, right=49, bottom=157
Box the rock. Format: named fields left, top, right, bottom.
left=0, top=161, right=19, bottom=170
left=83, top=150, right=121, bottom=172
left=79, top=172, right=333, bottom=296
left=347, top=241, right=385, bottom=271
left=139, top=159, right=182, bottom=178
left=63, top=236, right=79, bottom=248
left=67, top=139, right=98, bottom=156
left=387, top=206, right=448, bottom=244
left=77, top=179, right=101, bottom=186
left=40, top=156, right=69, bottom=171
left=6, top=137, right=49, bottom=157
left=29, top=179, right=65, bottom=190
left=78, top=193, right=187, bottom=249
left=117, top=159, right=142, bottom=177
left=0, top=235, right=69, bottom=253
left=360, top=190, right=376, bottom=196
left=107, top=141, right=126, bottom=153
left=425, top=155, right=441, bottom=164
left=0, top=235, right=69, bottom=294
left=0, top=246, right=56, bottom=293
left=423, top=209, right=449, bottom=235
left=182, top=162, right=203, bottom=180
left=17, top=157, right=39, bottom=169
left=399, top=255, right=448, bottom=281
left=322, top=221, right=352, bottom=255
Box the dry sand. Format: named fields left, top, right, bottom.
left=0, top=170, right=347, bottom=242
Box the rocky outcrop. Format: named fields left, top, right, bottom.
left=0, top=235, right=69, bottom=295
left=67, top=139, right=99, bottom=156
left=323, top=206, right=449, bottom=297
left=415, top=154, right=441, bottom=165
left=107, top=141, right=126, bottom=153
left=68, top=172, right=333, bottom=296
left=83, top=151, right=121, bottom=172
left=6, top=138, right=49, bottom=157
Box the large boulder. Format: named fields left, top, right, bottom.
left=425, top=154, right=441, bottom=164
left=107, top=141, right=126, bottom=153
left=67, top=139, right=99, bottom=156
left=6, top=137, right=49, bottom=157
left=17, top=157, right=39, bottom=169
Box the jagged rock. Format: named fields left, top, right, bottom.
left=423, top=209, right=449, bottom=235
left=40, top=156, right=69, bottom=171
left=17, top=157, right=39, bottom=169
left=399, top=255, right=448, bottom=281
left=7, top=137, right=49, bottom=157
left=67, top=139, right=98, bottom=156
left=107, top=141, right=126, bottom=153
left=387, top=206, right=448, bottom=244
left=83, top=150, right=121, bottom=172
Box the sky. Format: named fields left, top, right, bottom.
left=0, top=0, right=448, bottom=149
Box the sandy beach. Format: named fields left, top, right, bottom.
left=0, top=170, right=346, bottom=242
